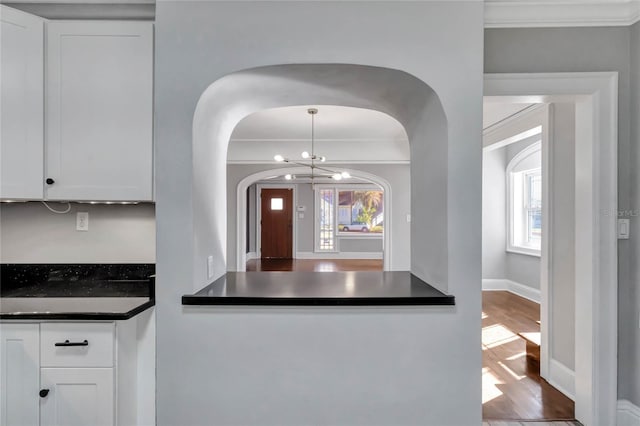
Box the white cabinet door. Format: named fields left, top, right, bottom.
left=0, top=6, right=45, bottom=200
left=0, top=323, right=40, bottom=426
left=45, top=21, right=153, bottom=201
left=40, top=368, right=114, bottom=426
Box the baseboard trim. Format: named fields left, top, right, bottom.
left=246, top=252, right=259, bottom=261
left=547, top=359, right=575, bottom=401
left=295, top=251, right=383, bottom=260
left=482, top=279, right=541, bottom=303
left=618, top=400, right=640, bottom=425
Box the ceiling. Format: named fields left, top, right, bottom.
left=231, top=105, right=407, bottom=142
left=482, top=102, right=535, bottom=130
left=228, top=105, right=410, bottom=163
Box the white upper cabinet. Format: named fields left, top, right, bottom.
left=0, top=6, right=45, bottom=200
left=45, top=21, right=153, bottom=201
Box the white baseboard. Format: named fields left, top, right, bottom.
left=246, top=252, right=259, bottom=261
left=547, top=359, right=575, bottom=401
left=618, top=400, right=640, bottom=426
left=482, top=278, right=541, bottom=303
left=295, top=251, right=383, bottom=260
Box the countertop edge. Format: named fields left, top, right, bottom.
left=181, top=295, right=455, bottom=306
left=0, top=299, right=155, bottom=320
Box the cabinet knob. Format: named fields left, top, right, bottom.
left=45, top=178, right=55, bottom=185
left=39, top=389, right=50, bottom=398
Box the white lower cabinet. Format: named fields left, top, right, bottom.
left=0, top=316, right=154, bottom=426
left=40, top=368, right=114, bottom=426
left=0, top=323, right=40, bottom=426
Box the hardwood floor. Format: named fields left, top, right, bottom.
left=483, top=291, right=574, bottom=421
left=246, top=258, right=383, bottom=272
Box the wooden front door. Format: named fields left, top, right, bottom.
left=261, top=188, right=293, bottom=259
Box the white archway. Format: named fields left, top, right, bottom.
left=235, top=166, right=394, bottom=271
left=192, top=64, right=449, bottom=292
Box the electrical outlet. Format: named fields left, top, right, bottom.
left=207, top=255, right=214, bottom=279
left=76, top=212, right=89, bottom=231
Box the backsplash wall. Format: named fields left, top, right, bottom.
left=0, top=202, right=155, bottom=263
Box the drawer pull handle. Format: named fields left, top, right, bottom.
left=55, top=339, right=88, bottom=347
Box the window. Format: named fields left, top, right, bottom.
left=270, top=198, right=283, bottom=210
left=508, top=142, right=542, bottom=256
left=315, top=186, right=383, bottom=252
left=337, top=190, right=384, bottom=234
left=317, top=189, right=335, bottom=251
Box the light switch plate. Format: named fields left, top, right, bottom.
left=76, top=212, right=89, bottom=231
left=618, top=218, right=630, bottom=240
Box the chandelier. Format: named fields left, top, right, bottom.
left=273, top=108, right=351, bottom=181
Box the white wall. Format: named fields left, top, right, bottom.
left=482, top=136, right=541, bottom=289
left=155, top=2, right=483, bottom=425
left=0, top=203, right=155, bottom=263
left=549, top=103, right=576, bottom=371
left=482, top=148, right=506, bottom=279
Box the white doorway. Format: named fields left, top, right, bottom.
left=484, top=72, right=618, bottom=426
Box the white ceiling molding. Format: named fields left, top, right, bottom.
left=0, top=0, right=154, bottom=3
left=485, top=0, right=640, bottom=28
left=483, top=103, right=547, bottom=148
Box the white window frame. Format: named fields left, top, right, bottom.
left=314, top=185, right=338, bottom=252
left=506, top=141, right=542, bottom=257
left=313, top=184, right=384, bottom=252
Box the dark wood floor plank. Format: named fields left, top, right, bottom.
left=483, top=291, right=574, bottom=421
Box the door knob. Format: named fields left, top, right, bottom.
left=39, top=389, right=50, bottom=398
left=45, top=178, right=55, bottom=185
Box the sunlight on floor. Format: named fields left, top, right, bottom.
left=482, top=323, right=518, bottom=348
left=482, top=367, right=504, bottom=404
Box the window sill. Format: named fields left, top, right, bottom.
left=506, top=247, right=541, bottom=258
left=337, top=233, right=383, bottom=239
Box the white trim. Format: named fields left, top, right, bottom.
left=483, top=103, right=545, bottom=145
left=485, top=0, right=640, bottom=28
left=256, top=183, right=297, bottom=261
left=484, top=127, right=542, bottom=152
left=548, top=359, right=576, bottom=401
left=246, top=252, right=258, bottom=261
left=539, top=102, right=553, bottom=382
left=236, top=167, right=392, bottom=272
left=485, top=72, right=618, bottom=426
left=482, top=279, right=541, bottom=304
left=618, top=400, right=640, bottom=426
left=295, top=251, right=383, bottom=260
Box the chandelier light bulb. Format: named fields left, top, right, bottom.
left=332, top=173, right=343, bottom=181
left=274, top=154, right=285, bottom=162
left=341, top=171, right=351, bottom=179
left=284, top=174, right=292, bottom=180
left=301, top=151, right=310, bottom=159
left=319, top=156, right=326, bottom=162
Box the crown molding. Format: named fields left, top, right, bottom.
left=485, top=0, right=640, bottom=28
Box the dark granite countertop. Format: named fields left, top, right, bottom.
left=0, top=264, right=155, bottom=320
left=0, top=297, right=154, bottom=320
left=182, top=271, right=455, bottom=306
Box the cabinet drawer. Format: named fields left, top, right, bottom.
left=41, top=323, right=114, bottom=367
